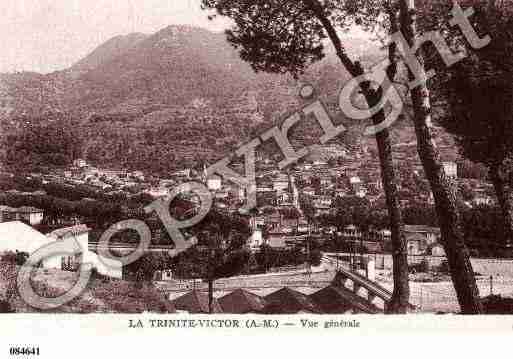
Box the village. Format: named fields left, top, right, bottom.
left=0, top=139, right=508, bottom=314
left=4, top=2, right=513, bottom=358
left=0, top=0, right=512, bottom=316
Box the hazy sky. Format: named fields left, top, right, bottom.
left=0, top=0, right=232, bottom=73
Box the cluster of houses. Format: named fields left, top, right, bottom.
left=126, top=144, right=449, bottom=258
left=34, top=159, right=146, bottom=193
left=0, top=143, right=461, bottom=286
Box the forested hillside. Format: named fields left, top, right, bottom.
left=0, top=24, right=457, bottom=174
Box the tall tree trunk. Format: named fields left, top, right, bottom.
left=399, top=0, right=483, bottom=314
left=307, top=0, right=409, bottom=313
left=371, top=104, right=410, bottom=313
left=208, top=278, right=214, bottom=314
left=490, top=163, right=513, bottom=250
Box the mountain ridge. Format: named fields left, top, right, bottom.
left=0, top=24, right=450, bottom=175
left=71, top=32, right=150, bottom=73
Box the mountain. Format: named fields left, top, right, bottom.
left=1, top=25, right=443, bottom=174
left=0, top=26, right=380, bottom=120
left=3, top=27, right=292, bottom=123
left=69, top=25, right=268, bottom=115
left=71, top=32, right=149, bottom=73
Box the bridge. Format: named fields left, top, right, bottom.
left=322, top=254, right=395, bottom=310
left=323, top=254, right=418, bottom=311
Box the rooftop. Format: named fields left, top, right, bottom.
left=0, top=221, right=53, bottom=253
left=310, top=285, right=380, bottom=314
left=172, top=290, right=223, bottom=314
left=0, top=206, right=43, bottom=214
left=404, top=225, right=441, bottom=234
left=48, top=225, right=91, bottom=239
left=218, top=289, right=267, bottom=314
left=263, top=287, right=322, bottom=314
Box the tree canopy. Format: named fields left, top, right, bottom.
left=3, top=117, right=83, bottom=171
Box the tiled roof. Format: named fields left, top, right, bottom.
left=219, top=289, right=267, bottom=314
left=263, top=287, right=322, bottom=314
left=15, top=206, right=43, bottom=214
left=0, top=206, right=43, bottom=214
left=404, top=225, right=440, bottom=234
left=172, top=290, right=223, bottom=314
left=310, top=285, right=381, bottom=314
left=48, top=225, right=90, bottom=239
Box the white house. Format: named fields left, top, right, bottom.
left=355, top=188, right=367, bottom=198
left=207, top=175, right=222, bottom=191
left=0, top=221, right=55, bottom=262
left=0, top=222, right=121, bottom=278
left=273, top=176, right=289, bottom=193
left=248, top=229, right=264, bottom=251
left=473, top=195, right=494, bottom=206
left=145, top=186, right=169, bottom=198
left=404, top=225, right=440, bottom=246
left=430, top=243, right=446, bottom=257
left=349, top=176, right=362, bottom=185
left=73, top=159, right=88, bottom=168
left=443, top=162, right=458, bottom=179
left=349, top=176, right=363, bottom=194
left=0, top=206, right=44, bottom=226
left=297, top=219, right=309, bottom=234
left=313, top=196, right=333, bottom=208
left=48, top=225, right=122, bottom=279
left=16, top=206, right=44, bottom=226
left=404, top=225, right=442, bottom=256
left=154, top=269, right=174, bottom=281
left=174, top=169, right=191, bottom=178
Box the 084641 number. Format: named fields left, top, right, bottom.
left=9, top=347, right=40, bottom=356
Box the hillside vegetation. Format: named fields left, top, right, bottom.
left=0, top=25, right=457, bottom=173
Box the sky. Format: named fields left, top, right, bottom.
left=0, top=0, right=232, bottom=73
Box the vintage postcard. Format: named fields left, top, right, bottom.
left=1, top=0, right=513, bottom=357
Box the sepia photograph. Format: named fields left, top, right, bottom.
left=1, top=0, right=513, bottom=355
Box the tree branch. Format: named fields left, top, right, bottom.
left=303, top=0, right=363, bottom=77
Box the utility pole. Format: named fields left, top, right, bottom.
left=420, top=285, right=423, bottom=310
left=207, top=233, right=215, bottom=314
left=360, top=229, right=364, bottom=270
left=306, top=219, right=311, bottom=274
left=349, top=240, right=353, bottom=271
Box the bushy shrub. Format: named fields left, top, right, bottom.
left=15, top=252, right=29, bottom=266
left=0, top=300, right=13, bottom=313
left=0, top=251, right=28, bottom=267
left=419, top=259, right=430, bottom=272
left=482, top=295, right=513, bottom=314
left=90, top=280, right=174, bottom=313
left=409, top=260, right=430, bottom=274
left=0, top=251, right=17, bottom=264
left=438, top=260, right=450, bottom=274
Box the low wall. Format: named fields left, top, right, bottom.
left=372, top=254, right=513, bottom=277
